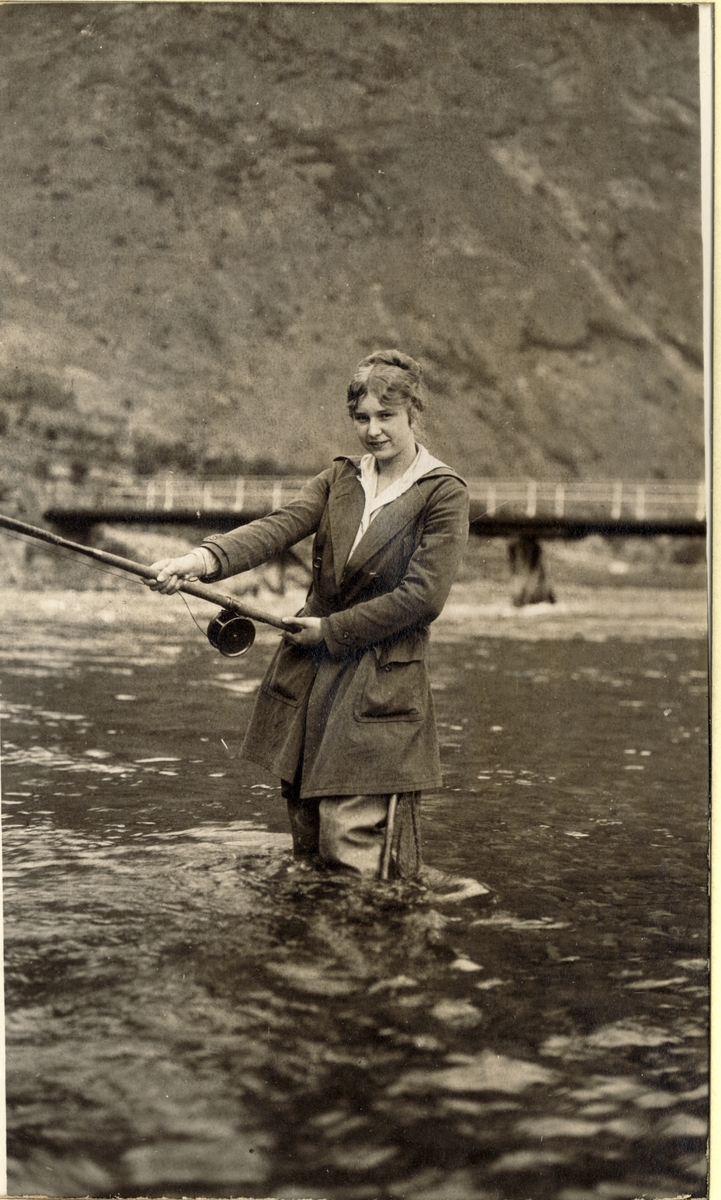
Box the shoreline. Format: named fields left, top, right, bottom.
left=0, top=580, right=707, bottom=643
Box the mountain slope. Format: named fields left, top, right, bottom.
left=0, top=2, right=703, bottom=503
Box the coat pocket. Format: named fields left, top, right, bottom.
left=261, top=639, right=317, bottom=707
left=354, top=645, right=427, bottom=723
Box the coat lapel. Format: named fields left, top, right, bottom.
left=328, top=469, right=365, bottom=590
left=342, top=482, right=427, bottom=584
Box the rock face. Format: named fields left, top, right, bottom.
left=0, top=3, right=704, bottom=494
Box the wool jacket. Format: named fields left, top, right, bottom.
left=201, top=455, right=469, bottom=798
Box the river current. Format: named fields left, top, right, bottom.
left=0, top=586, right=708, bottom=1200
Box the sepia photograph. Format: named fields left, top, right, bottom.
left=0, top=3, right=709, bottom=1199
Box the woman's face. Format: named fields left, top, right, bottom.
left=352, top=393, right=416, bottom=468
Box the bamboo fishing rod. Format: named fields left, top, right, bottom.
left=0, top=512, right=298, bottom=656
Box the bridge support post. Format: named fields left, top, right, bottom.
left=507, top=536, right=556, bottom=607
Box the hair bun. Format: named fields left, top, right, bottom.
left=372, top=349, right=420, bottom=376
left=346, top=348, right=426, bottom=418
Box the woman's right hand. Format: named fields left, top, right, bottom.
left=146, top=552, right=205, bottom=594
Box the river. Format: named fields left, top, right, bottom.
left=0, top=584, right=708, bottom=1200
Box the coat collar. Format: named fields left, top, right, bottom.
left=331, top=454, right=464, bottom=481
left=327, top=457, right=464, bottom=587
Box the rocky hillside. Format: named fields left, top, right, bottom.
left=0, top=2, right=704, bottom=510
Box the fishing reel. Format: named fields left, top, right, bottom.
left=207, top=608, right=256, bottom=657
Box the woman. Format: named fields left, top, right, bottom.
left=148, top=350, right=470, bottom=881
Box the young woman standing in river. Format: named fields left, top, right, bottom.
left=147, top=350, right=475, bottom=882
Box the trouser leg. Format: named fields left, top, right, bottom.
left=318, top=793, right=390, bottom=876
left=282, top=784, right=423, bottom=878
left=282, top=778, right=320, bottom=859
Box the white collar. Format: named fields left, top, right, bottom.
left=358, top=443, right=447, bottom=509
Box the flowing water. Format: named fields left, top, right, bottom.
left=0, top=588, right=708, bottom=1200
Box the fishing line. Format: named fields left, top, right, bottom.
left=0, top=526, right=142, bottom=586
left=177, top=590, right=212, bottom=638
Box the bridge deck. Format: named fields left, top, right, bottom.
left=41, top=477, right=706, bottom=538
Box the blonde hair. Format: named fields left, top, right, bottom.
left=346, top=349, right=426, bottom=422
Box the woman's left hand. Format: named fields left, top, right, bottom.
left=282, top=616, right=324, bottom=647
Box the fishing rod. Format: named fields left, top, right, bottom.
left=0, top=513, right=300, bottom=657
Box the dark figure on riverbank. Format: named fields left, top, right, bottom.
left=148, top=350, right=482, bottom=885
left=508, top=535, right=556, bottom=607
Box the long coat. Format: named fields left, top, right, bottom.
left=202, top=456, right=469, bottom=798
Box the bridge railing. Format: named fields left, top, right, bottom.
left=43, top=477, right=312, bottom=513
left=465, top=480, right=706, bottom=522
left=41, top=477, right=706, bottom=523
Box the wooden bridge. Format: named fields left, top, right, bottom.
left=42, top=476, right=707, bottom=540
left=35, top=475, right=705, bottom=606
